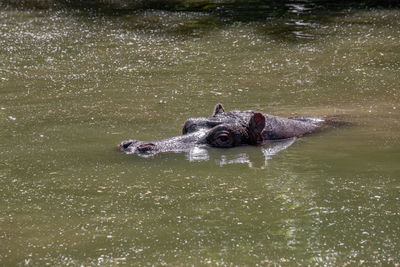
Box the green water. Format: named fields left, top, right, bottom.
left=1, top=5, right=400, bottom=265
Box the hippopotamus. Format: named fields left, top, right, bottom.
left=119, top=103, right=334, bottom=158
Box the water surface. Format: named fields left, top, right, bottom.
left=1, top=5, right=400, bottom=265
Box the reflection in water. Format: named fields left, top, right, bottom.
left=219, top=153, right=251, bottom=167
left=282, top=1, right=317, bottom=39
left=187, top=146, right=210, bottom=161
left=187, top=138, right=297, bottom=168
left=262, top=137, right=297, bottom=160
left=285, top=19, right=315, bottom=39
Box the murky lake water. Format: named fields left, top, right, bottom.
left=1, top=4, right=400, bottom=265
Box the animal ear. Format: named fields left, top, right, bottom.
left=212, top=103, right=225, bottom=117
left=248, top=113, right=265, bottom=145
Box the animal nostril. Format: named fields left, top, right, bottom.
left=137, top=143, right=156, bottom=152
left=121, top=141, right=133, bottom=149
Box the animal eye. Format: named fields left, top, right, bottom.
left=212, top=131, right=234, bottom=147
left=206, top=125, right=240, bottom=148
left=218, top=135, right=229, bottom=142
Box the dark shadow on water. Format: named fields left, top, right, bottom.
left=3, top=0, right=400, bottom=41
left=6, top=0, right=399, bottom=15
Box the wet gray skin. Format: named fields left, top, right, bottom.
left=119, top=103, right=327, bottom=157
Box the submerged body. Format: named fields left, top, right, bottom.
left=119, top=103, right=327, bottom=157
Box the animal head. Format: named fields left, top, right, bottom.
left=120, top=103, right=267, bottom=156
